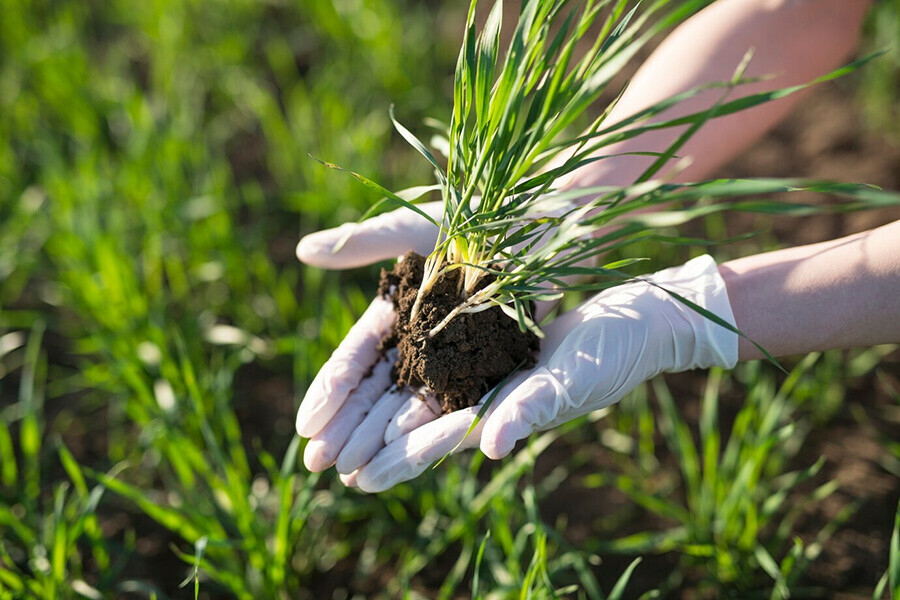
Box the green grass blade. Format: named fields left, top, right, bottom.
left=608, top=558, right=642, bottom=600
left=754, top=544, right=789, bottom=600
left=472, top=530, right=491, bottom=599
left=390, top=105, right=445, bottom=176
left=891, top=499, right=900, bottom=599
left=309, top=156, right=439, bottom=227
left=475, top=0, right=503, bottom=130
left=0, top=417, right=17, bottom=488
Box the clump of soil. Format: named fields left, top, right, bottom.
left=378, top=251, right=539, bottom=413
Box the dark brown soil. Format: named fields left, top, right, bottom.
left=377, top=251, right=540, bottom=413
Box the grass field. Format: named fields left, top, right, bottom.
left=1, top=1, right=900, bottom=598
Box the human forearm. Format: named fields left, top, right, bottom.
left=563, top=0, right=872, bottom=189
left=719, top=220, right=900, bottom=360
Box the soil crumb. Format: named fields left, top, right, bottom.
left=378, top=251, right=539, bottom=413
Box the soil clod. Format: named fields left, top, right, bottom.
left=378, top=252, right=539, bottom=414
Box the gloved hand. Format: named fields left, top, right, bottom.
left=342, top=254, right=739, bottom=492
left=296, top=203, right=738, bottom=492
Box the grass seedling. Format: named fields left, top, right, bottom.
left=587, top=358, right=857, bottom=597
left=873, top=498, right=900, bottom=600
left=0, top=325, right=114, bottom=599
left=323, top=0, right=900, bottom=410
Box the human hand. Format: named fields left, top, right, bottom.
left=346, top=254, right=739, bottom=492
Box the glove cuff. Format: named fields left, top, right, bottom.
left=647, top=254, right=739, bottom=371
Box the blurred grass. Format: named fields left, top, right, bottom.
left=587, top=359, right=851, bottom=597
left=1, top=0, right=899, bottom=598
left=0, top=0, right=450, bottom=596
left=861, top=0, right=900, bottom=143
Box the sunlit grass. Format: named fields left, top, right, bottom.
left=1, top=0, right=898, bottom=597
left=0, top=325, right=113, bottom=599
left=586, top=359, right=852, bottom=597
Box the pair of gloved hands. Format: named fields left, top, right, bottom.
left=295, top=202, right=738, bottom=492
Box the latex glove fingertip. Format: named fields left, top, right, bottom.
left=479, top=420, right=530, bottom=460
left=303, top=438, right=333, bottom=472
left=296, top=224, right=355, bottom=266
left=339, top=469, right=362, bottom=489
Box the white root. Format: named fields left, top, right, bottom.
left=426, top=281, right=500, bottom=338
left=408, top=254, right=441, bottom=323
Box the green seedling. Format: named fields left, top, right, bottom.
left=322, top=0, right=900, bottom=411
left=873, top=498, right=900, bottom=600
left=0, top=325, right=115, bottom=599
left=587, top=357, right=858, bottom=597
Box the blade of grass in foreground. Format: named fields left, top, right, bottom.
left=309, top=156, right=439, bottom=227
left=894, top=501, right=900, bottom=600
left=876, top=499, right=900, bottom=599
left=471, top=531, right=490, bottom=598
left=608, top=558, right=643, bottom=600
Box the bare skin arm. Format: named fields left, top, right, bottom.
left=561, top=0, right=874, bottom=188
left=719, top=220, right=900, bottom=359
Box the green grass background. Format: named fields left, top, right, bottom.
left=1, top=1, right=899, bottom=598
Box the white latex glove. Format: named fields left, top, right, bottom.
left=295, top=206, right=737, bottom=493
left=350, top=254, right=739, bottom=492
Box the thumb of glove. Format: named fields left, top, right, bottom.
left=296, top=202, right=441, bottom=269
